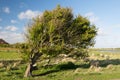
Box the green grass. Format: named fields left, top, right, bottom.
left=0, top=62, right=120, bottom=80
left=0, top=61, right=120, bottom=80
left=29, top=65, right=120, bottom=80
left=0, top=51, right=21, bottom=60
left=0, top=48, right=21, bottom=60
left=0, top=48, right=120, bottom=80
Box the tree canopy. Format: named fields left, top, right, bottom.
left=22, top=5, right=97, bottom=77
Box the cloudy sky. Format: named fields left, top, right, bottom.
left=0, top=0, right=120, bottom=48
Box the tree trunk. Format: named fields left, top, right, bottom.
left=24, top=63, right=33, bottom=77
left=24, top=53, right=42, bottom=77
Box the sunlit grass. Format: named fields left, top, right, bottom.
left=0, top=48, right=120, bottom=80
left=0, top=48, right=21, bottom=60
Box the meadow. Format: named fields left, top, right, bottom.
left=0, top=47, right=120, bottom=80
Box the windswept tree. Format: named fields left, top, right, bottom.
left=21, top=5, right=97, bottom=77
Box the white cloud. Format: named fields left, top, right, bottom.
left=85, top=12, right=99, bottom=24
left=0, top=18, right=2, bottom=22
left=0, top=31, right=24, bottom=44
left=18, top=10, right=42, bottom=20
left=3, top=7, right=10, bottom=13
left=11, top=20, right=17, bottom=23
left=5, top=26, right=18, bottom=31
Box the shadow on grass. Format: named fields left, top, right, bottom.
left=33, top=69, right=59, bottom=76
left=33, top=61, right=90, bottom=77
left=33, top=59, right=120, bottom=77
left=75, top=63, right=90, bottom=68
left=99, top=59, right=120, bottom=67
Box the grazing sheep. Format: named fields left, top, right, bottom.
left=106, top=64, right=113, bottom=69
left=6, top=64, right=12, bottom=71
left=74, top=68, right=81, bottom=74
left=83, top=57, right=90, bottom=62
left=62, top=57, right=76, bottom=63
left=89, top=60, right=102, bottom=72
left=91, top=53, right=95, bottom=57
left=0, top=62, right=4, bottom=68
left=90, top=60, right=99, bottom=67
left=12, top=61, right=21, bottom=68
left=100, top=54, right=104, bottom=57
left=104, top=55, right=110, bottom=60
left=95, top=67, right=102, bottom=72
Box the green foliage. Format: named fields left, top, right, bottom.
left=22, top=5, right=97, bottom=65
left=0, top=44, right=10, bottom=47
left=0, top=43, right=24, bottom=49
left=11, top=43, right=24, bottom=48
left=19, top=43, right=30, bottom=62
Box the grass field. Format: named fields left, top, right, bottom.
left=0, top=48, right=120, bottom=80
left=0, top=47, right=21, bottom=60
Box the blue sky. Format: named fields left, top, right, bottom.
left=0, top=0, right=120, bottom=48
